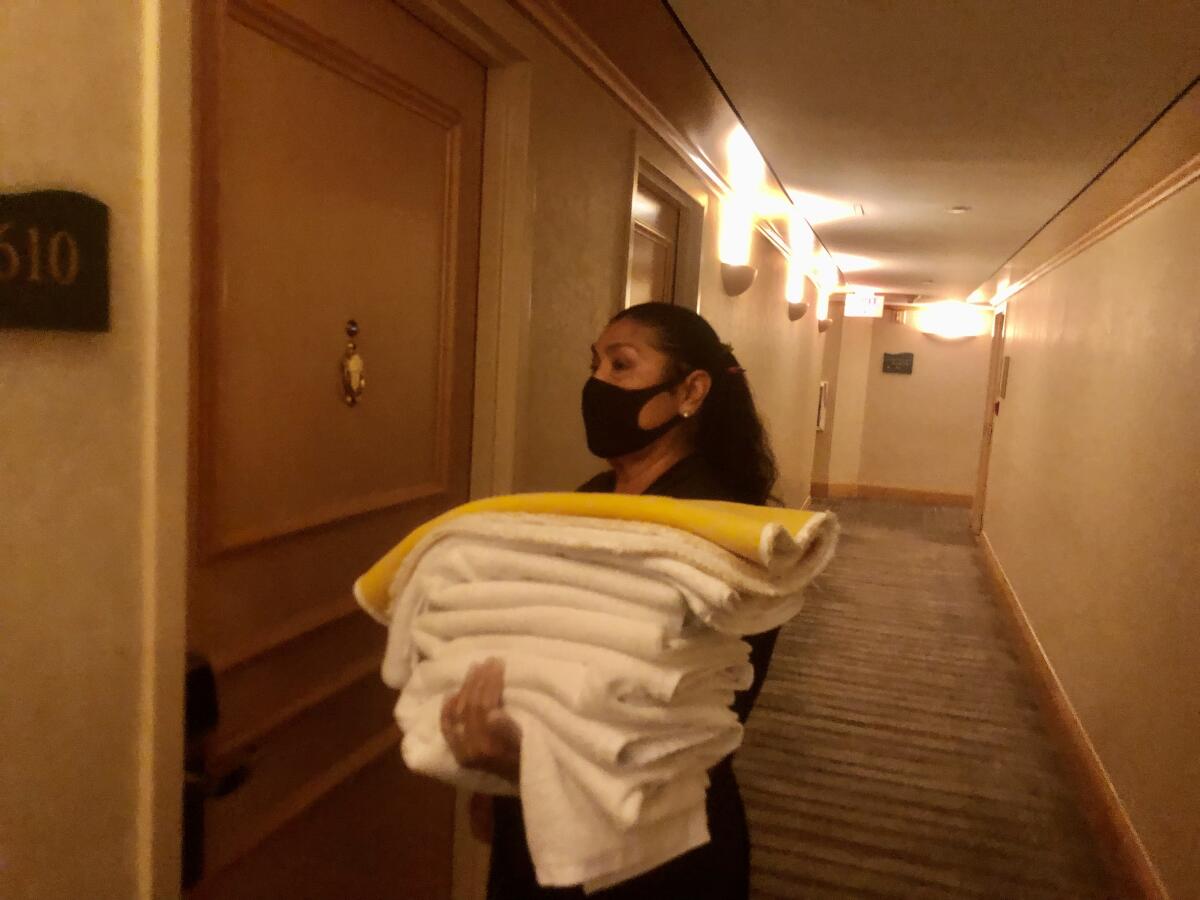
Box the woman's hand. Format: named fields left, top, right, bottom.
left=440, top=658, right=522, bottom=783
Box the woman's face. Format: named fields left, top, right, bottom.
left=590, top=318, right=695, bottom=430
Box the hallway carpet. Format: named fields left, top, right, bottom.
left=736, top=499, right=1110, bottom=899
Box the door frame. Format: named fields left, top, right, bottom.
left=622, top=145, right=706, bottom=312
left=387, top=9, right=537, bottom=896
left=970, top=309, right=1006, bottom=534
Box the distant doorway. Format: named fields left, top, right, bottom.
left=971, top=311, right=1007, bottom=533
left=626, top=161, right=702, bottom=309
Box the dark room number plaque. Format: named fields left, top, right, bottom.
left=0, top=190, right=109, bottom=331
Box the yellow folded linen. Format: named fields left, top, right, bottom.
left=355, top=492, right=825, bottom=621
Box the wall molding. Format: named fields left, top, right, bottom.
left=512, top=0, right=726, bottom=189
left=811, top=482, right=973, bottom=507
left=509, top=0, right=798, bottom=262
left=977, top=532, right=1168, bottom=900
left=973, top=84, right=1200, bottom=308
left=1001, top=150, right=1200, bottom=304
left=230, top=0, right=462, bottom=126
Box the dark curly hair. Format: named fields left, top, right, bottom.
left=612, top=303, right=779, bottom=505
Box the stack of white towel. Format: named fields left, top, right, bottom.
left=368, top=509, right=837, bottom=891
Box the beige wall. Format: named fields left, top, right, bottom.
left=858, top=313, right=991, bottom=494
left=982, top=181, right=1200, bottom=898
left=813, top=305, right=990, bottom=496
left=508, top=16, right=822, bottom=507
left=512, top=32, right=635, bottom=493
left=0, top=2, right=189, bottom=898
left=698, top=224, right=822, bottom=507
left=823, top=313, right=873, bottom=487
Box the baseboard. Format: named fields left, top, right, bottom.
left=811, top=481, right=854, bottom=499
left=976, top=532, right=1168, bottom=900
left=810, top=482, right=973, bottom=507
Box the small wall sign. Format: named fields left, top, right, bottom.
left=883, top=352, right=914, bottom=374
left=0, top=190, right=109, bottom=331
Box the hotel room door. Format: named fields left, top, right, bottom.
left=188, top=0, right=484, bottom=895
left=971, top=311, right=1006, bottom=534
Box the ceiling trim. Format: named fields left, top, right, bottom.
left=999, top=151, right=1200, bottom=307
left=974, top=83, right=1200, bottom=307
left=509, top=0, right=807, bottom=265
left=510, top=0, right=727, bottom=188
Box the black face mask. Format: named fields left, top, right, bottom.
left=581, top=375, right=685, bottom=459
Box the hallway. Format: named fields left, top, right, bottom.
left=738, top=500, right=1109, bottom=898
left=5, top=1, right=1197, bottom=896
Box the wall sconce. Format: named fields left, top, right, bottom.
left=721, top=262, right=757, bottom=297
left=785, top=249, right=812, bottom=320
left=718, top=193, right=756, bottom=296
left=718, top=126, right=763, bottom=298
left=815, top=286, right=832, bottom=333
left=785, top=210, right=814, bottom=320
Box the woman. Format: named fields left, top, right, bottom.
left=440, top=302, right=781, bottom=899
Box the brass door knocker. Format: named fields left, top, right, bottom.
left=341, top=319, right=366, bottom=407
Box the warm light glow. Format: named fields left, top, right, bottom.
left=726, top=125, right=764, bottom=192
left=719, top=195, right=755, bottom=266
left=913, top=301, right=992, bottom=339
left=718, top=126, right=766, bottom=266
left=631, top=192, right=658, bottom=221
left=815, top=289, right=831, bottom=321
left=992, top=275, right=1012, bottom=305
left=844, top=291, right=884, bottom=318
left=814, top=252, right=840, bottom=293
left=789, top=190, right=863, bottom=225
left=786, top=257, right=809, bottom=305
left=830, top=252, right=877, bottom=273
left=786, top=208, right=814, bottom=304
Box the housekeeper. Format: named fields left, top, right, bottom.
left=443, top=302, right=782, bottom=899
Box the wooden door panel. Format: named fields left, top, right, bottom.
left=191, top=0, right=484, bottom=893
left=192, top=498, right=464, bottom=670
left=206, top=674, right=398, bottom=872
left=207, top=14, right=466, bottom=554
left=217, top=613, right=384, bottom=754
left=194, top=754, right=455, bottom=900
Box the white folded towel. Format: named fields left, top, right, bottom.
left=405, top=650, right=741, bottom=732
left=398, top=686, right=738, bottom=827
left=407, top=631, right=753, bottom=704
left=515, top=726, right=713, bottom=891
left=431, top=579, right=685, bottom=628
left=413, top=605, right=681, bottom=659
left=381, top=533, right=712, bottom=687
left=371, top=509, right=835, bottom=889
left=385, top=513, right=831, bottom=640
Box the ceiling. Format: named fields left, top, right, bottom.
left=668, top=0, right=1200, bottom=301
